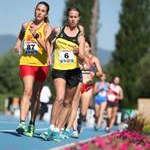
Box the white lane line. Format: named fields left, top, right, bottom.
left=0, top=128, right=48, bottom=132
left=0, top=121, right=19, bottom=124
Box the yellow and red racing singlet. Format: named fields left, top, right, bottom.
left=19, top=22, right=48, bottom=66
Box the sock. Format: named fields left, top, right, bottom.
left=50, top=124, right=55, bottom=131
left=54, top=127, right=60, bottom=132
left=20, top=120, right=25, bottom=123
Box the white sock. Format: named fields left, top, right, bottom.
left=49, top=124, right=55, bottom=131
left=54, top=127, right=60, bottom=132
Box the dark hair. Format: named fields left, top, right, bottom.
left=66, top=7, right=81, bottom=17
left=85, top=37, right=91, bottom=47
left=36, top=1, right=50, bottom=23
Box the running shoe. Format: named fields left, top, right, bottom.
left=62, top=129, right=70, bottom=139
left=24, top=124, right=35, bottom=137
left=77, top=123, right=82, bottom=134
left=72, top=130, right=78, bottom=138
left=16, top=122, right=26, bottom=134
left=52, top=131, right=61, bottom=142
left=94, top=124, right=98, bottom=131
left=40, top=128, right=53, bottom=141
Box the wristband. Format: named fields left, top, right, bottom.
left=34, top=33, right=39, bottom=39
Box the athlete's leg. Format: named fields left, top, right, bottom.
left=97, top=101, right=107, bottom=128
left=80, top=88, right=93, bottom=118
left=56, top=85, right=78, bottom=128
left=16, top=75, right=34, bottom=134
left=77, top=88, right=93, bottom=133
left=20, top=76, right=34, bottom=121
left=108, top=107, right=118, bottom=129
left=66, top=83, right=81, bottom=130
left=94, top=103, right=100, bottom=122
left=30, top=81, right=43, bottom=123
left=50, top=78, right=66, bottom=125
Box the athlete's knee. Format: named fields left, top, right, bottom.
left=63, top=101, right=71, bottom=108
left=55, top=97, right=64, bottom=105
left=23, top=88, right=32, bottom=98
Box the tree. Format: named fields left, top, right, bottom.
left=106, top=0, right=150, bottom=108
left=0, top=50, right=22, bottom=96
left=135, top=50, right=150, bottom=97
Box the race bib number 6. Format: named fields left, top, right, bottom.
left=24, top=41, right=38, bottom=55
left=59, top=50, right=74, bottom=63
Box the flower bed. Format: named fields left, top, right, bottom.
left=64, top=116, right=150, bottom=150
left=64, top=130, right=150, bottom=150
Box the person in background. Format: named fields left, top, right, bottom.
left=14, top=1, right=52, bottom=137
left=106, top=76, right=123, bottom=132
left=93, top=73, right=109, bottom=130
left=10, top=97, right=20, bottom=116
left=76, top=39, right=103, bottom=134
left=39, top=85, right=51, bottom=121
left=61, top=39, right=103, bottom=139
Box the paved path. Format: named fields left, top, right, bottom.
left=0, top=114, right=117, bottom=150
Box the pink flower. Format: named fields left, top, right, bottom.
left=95, top=137, right=106, bottom=148
left=80, top=143, right=88, bottom=150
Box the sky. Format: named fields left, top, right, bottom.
left=0, top=0, right=122, bottom=51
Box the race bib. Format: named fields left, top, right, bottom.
left=24, top=41, right=38, bottom=55
left=99, top=91, right=107, bottom=97
left=59, top=50, right=74, bottom=63
left=107, top=93, right=116, bottom=102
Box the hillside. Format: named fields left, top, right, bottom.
left=0, top=35, right=17, bottom=54
left=96, top=48, right=112, bottom=66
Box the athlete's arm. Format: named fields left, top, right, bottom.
left=46, top=39, right=53, bottom=66
left=45, top=26, right=53, bottom=65
left=48, top=27, right=61, bottom=43
left=93, top=82, right=99, bottom=94
left=76, top=34, right=85, bottom=62
left=78, top=24, right=85, bottom=36
left=93, top=57, right=103, bottom=77
left=118, top=87, right=124, bottom=100
left=33, top=25, right=52, bottom=52
left=14, top=22, right=27, bottom=55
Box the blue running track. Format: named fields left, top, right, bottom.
left=0, top=114, right=117, bottom=150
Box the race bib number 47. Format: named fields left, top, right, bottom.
left=59, top=50, right=74, bottom=63
left=24, top=41, right=38, bottom=55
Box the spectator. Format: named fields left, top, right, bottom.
left=39, top=85, right=51, bottom=120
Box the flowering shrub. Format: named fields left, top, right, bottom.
left=64, top=130, right=150, bottom=150
left=64, top=116, right=150, bottom=150
left=126, top=116, right=145, bottom=133
left=143, top=120, right=150, bottom=134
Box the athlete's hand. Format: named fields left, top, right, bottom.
left=73, top=46, right=79, bottom=55
left=47, top=55, right=51, bottom=66
left=14, top=45, right=21, bottom=55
